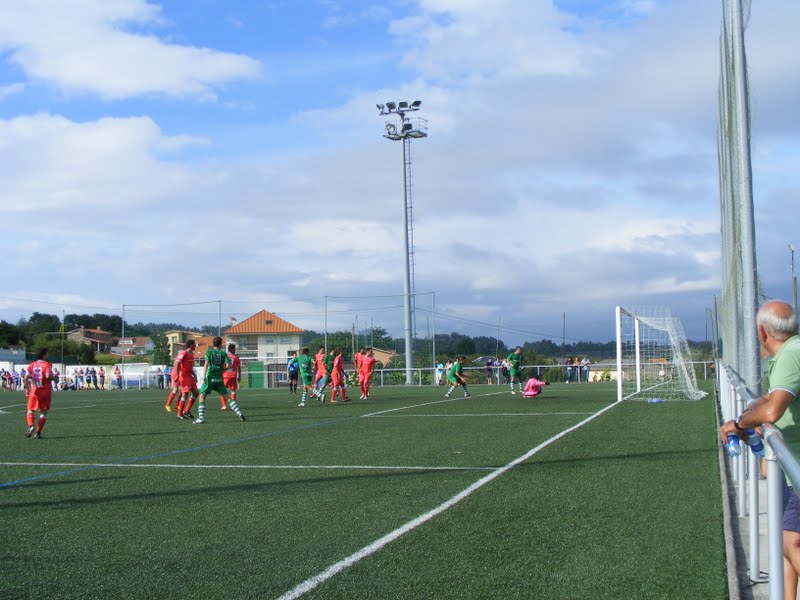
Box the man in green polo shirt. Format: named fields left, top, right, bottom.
left=719, top=300, right=800, bottom=595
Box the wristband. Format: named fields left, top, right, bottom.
left=734, top=419, right=746, bottom=432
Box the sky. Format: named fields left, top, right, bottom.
left=0, top=0, right=798, bottom=346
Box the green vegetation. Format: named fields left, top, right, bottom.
left=1, top=312, right=716, bottom=371
left=0, top=381, right=725, bottom=599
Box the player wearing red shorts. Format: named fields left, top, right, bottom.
left=355, top=347, right=365, bottom=390
left=222, top=343, right=242, bottom=410
left=329, top=348, right=350, bottom=403
left=164, top=364, right=180, bottom=412
left=174, top=339, right=199, bottom=420
left=359, top=348, right=376, bottom=399
left=23, top=348, right=56, bottom=438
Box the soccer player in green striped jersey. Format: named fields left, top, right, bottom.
left=296, top=347, right=315, bottom=407
left=194, top=336, right=246, bottom=424
left=444, top=356, right=470, bottom=398
left=508, top=346, right=524, bottom=394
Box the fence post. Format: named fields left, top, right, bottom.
left=766, top=444, right=784, bottom=599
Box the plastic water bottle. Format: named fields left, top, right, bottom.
left=746, top=428, right=765, bottom=458
left=726, top=433, right=742, bottom=457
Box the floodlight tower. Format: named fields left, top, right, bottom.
left=377, top=100, right=427, bottom=385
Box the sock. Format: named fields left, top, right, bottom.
left=228, top=399, right=243, bottom=417
left=27, top=411, right=34, bottom=427
left=221, top=397, right=227, bottom=408
left=165, top=390, right=176, bottom=406
left=231, top=392, right=237, bottom=403
left=185, top=397, right=196, bottom=414
left=197, top=402, right=205, bottom=421
left=463, top=385, right=470, bottom=395
left=301, top=389, right=308, bottom=403
left=37, top=415, right=46, bottom=432
left=446, top=385, right=455, bottom=396
left=176, top=398, right=185, bottom=416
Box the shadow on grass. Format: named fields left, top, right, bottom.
left=0, top=468, right=445, bottom=510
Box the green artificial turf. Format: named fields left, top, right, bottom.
left=0, top=381, right=726, bottom=599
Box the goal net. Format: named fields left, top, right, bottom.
left=615, top=306, right=706, bottom=402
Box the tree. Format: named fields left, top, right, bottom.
left=152, top=334, right=171, bottom=365
left=0, top=320, right=22, bottom=347
left=23, top=313, right=62, bottom=339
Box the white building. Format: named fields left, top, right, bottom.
left=224, top=310, right=304, bottom=364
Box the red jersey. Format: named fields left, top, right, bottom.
left=224, top=353, right=241, bottom=380
left=359, top=356, right=376, bottom=374
left=26, top=359, right=53, bottom=410
left=333, top=355, right=344, bottom=375
left=176, top=349, right=195, bottom=381
left=314, top=351, right=327, bottom=375
left=27, top=359, right=52, bottom=389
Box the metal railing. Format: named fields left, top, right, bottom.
left=720, top=364, right=800, bottom=600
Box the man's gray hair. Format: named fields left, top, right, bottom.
left=757, top=302, right=799, bottom=341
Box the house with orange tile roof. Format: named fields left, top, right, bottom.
left=224, top=310, right=304, bottom=363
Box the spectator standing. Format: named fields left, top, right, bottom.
left=580, top=357, right=591, bottom=383
left=719, top=301, right=800, bottom=596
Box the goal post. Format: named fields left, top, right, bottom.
left=615, top=306, right=707, bottom=402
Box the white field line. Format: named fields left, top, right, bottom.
left=367, top=412, right=596, bottom=418
left=276, top=400, right=621, bottom=600
left=0, top=462, right=494, bottom=472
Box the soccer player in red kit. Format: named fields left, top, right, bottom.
left=23, top=348, right=56, bottom=438
left=222, top=343, right=242, bottom=410
left=175, top=339, right=199, bottom=420
left=359, top=348, right=376, bottom=399
left=355, top=347, right=366, bottom=393
left=313, top=346, right=327, bottom=387
left=329, top=348, right=350, bottom=403
left=164, top=363, right=180, bottom=412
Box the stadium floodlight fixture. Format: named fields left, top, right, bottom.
left=376, top=99, right=427, bottom=384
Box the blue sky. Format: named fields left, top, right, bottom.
left=1, top=0, right=798, bottom=346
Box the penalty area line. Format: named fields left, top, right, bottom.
left=276, top=400, right=622, bottom=600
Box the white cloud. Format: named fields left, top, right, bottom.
left=0, top=113, right=195, bottom=211
left=0, top=0, right=261, bottom=99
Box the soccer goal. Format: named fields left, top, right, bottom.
left=615, top=306, right=707, bottom=402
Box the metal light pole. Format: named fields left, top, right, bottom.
left=791, top=244, right=798, bottom=317
left=377, top=100, right=427, bottom=385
